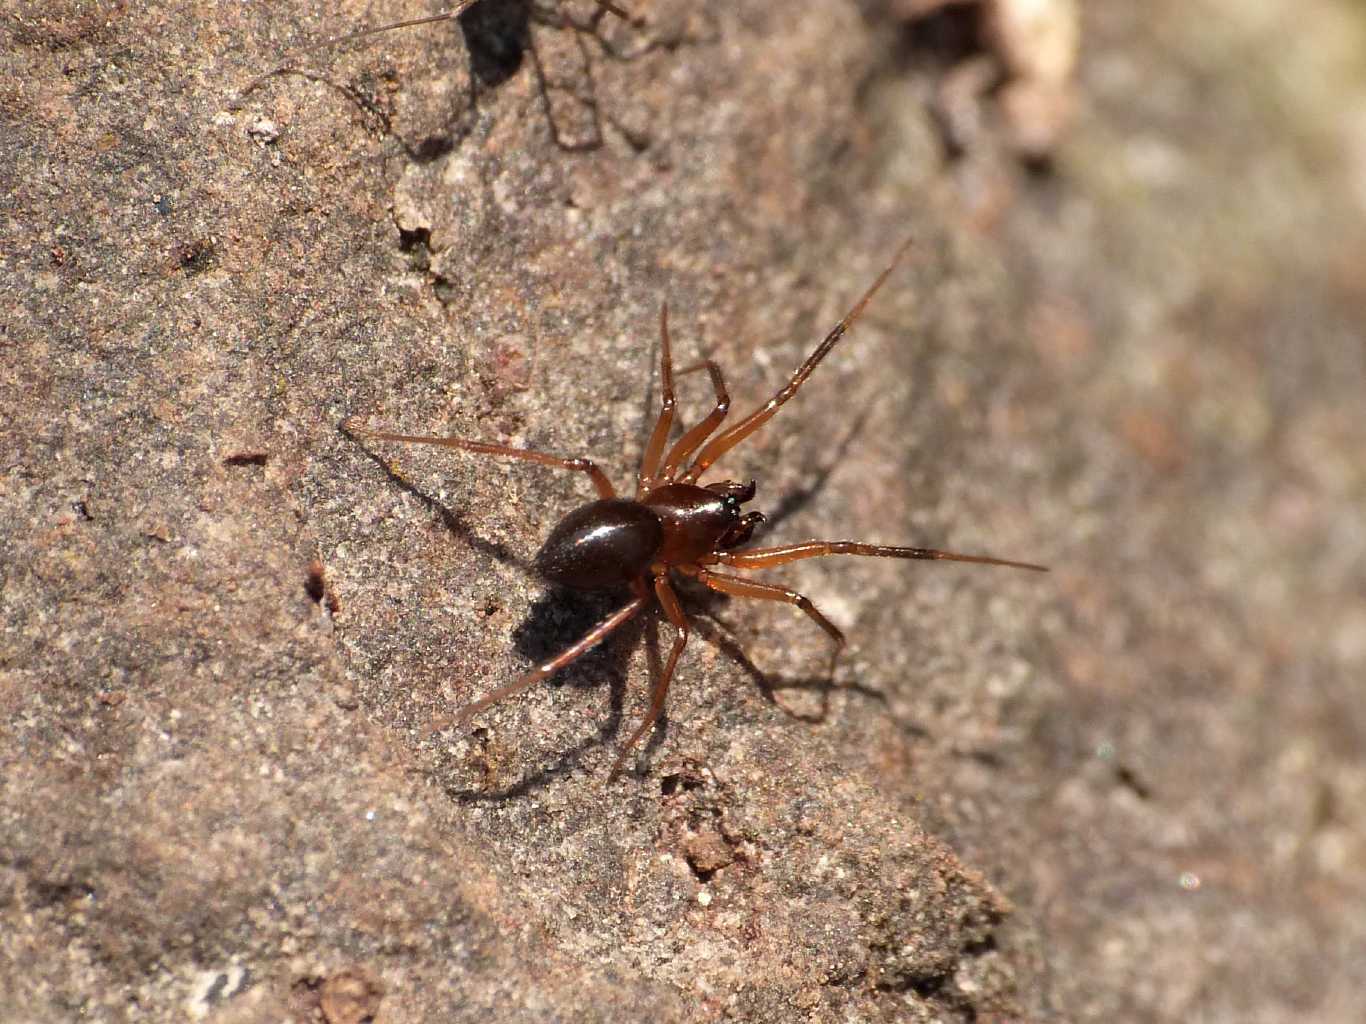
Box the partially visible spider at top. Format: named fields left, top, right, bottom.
left=232, top=1, right=682, bottom=152
left=344, top=239, right=1047, bottom=779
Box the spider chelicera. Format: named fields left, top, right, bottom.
left=344, top=241, right=1046, bottom=776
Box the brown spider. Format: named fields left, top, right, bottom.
left=344, top=241, right=1046, bottom=776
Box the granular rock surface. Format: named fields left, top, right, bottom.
left=2, top=1, right=1363, bottom=1020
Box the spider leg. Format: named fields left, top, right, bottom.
left=343, top=420, right=616, bottom=499
left=636, top=302, right=677, bottom=497
left=657, top=359, right=729, bottom=483
left=679, top=238, right=914, bottom=483
left=693, top=568, right=845, bottom=675
left=636, top=304, right=730, bottom=493
left=609, top=574, right=690, bottom=778
left=430, top=590, right=649, bottom=735
left=716, top=540, right=1048, bottom=573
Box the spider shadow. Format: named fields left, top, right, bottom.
left=343, top=423, right=663, bottom=786
left=760, top=400, right=877, bottom=536
left=410, top=0, right=630, bottom=159
left=238, top=0, right=656, bottom=160
left=679, top=581, right=895, bottom=727
left=752, top=301, right=949, bottom=535
left=342, top=424, right=527, bottom=571
left=344, top=409, right=678, bottom=795
left=607, top=583, right=903, bottom=781
left=445, top=585, right=658, bottom=802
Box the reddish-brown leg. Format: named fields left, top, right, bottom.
left=716, top=540, right=1048, bottom=573
left=680, top=239, right=914, bottom=483
left=658, top=359, right=729, bottom=483
left=609, top=574, right=690, bottom=777
left=635, top=313, right=730, bottom=495
left=636, top=302, right=677, bottom=497
left=430, top=588, right=649, bottom=735
left=694, top=568, right=846, bottom=661
left=344, top=420, right=616, bottom=499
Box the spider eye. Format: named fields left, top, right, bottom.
left=722, top=495, right=741, bottom=517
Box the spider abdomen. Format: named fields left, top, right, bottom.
left=534, top=499, right=665, bottom=590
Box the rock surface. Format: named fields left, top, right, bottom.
left=2, top=0, right=1363, bottom=1020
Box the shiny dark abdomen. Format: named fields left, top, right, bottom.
left=534, top=499, right=664, bottom=590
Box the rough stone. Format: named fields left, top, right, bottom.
left=3, top=0, right=1363, bottom=1020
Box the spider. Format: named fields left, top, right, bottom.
left=343, top=240, right=1046, bottom=777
